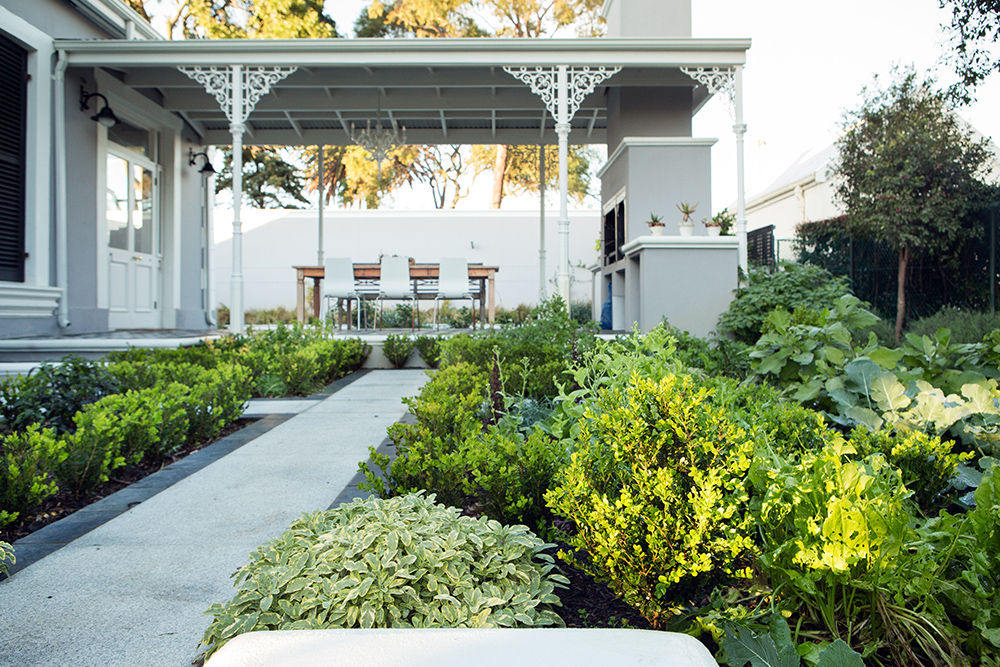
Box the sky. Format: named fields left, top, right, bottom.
left=320, top=0, right=1000, bottom=213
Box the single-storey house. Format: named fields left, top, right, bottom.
left=0, top=0, right=750, bottom=338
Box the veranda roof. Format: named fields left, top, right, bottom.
left=55, top=37, right=750, bottom=146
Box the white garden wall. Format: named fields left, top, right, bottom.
left=213, top=208, right=601, bottom=311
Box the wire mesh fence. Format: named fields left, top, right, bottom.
left=792, top=204, right=1000, bottom=319
left=748, top=225, right=776, bottom=271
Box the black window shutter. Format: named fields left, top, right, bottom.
left=0, top=34, right=27, bottom=283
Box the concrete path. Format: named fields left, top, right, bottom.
left=0, top=370, right=427, bottom=667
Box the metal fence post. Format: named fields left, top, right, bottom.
left=991, top=204, right=997, bottom=315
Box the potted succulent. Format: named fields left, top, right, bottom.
left=676, top=202, right=697, bottom=236
left=703, top=207, right=735, bottom=237
left=646, top=212, right=665, bottom=236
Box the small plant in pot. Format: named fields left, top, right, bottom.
left=646, top=212, right=665, bottom=236
left=703, top=207, right=735, bottom=237
left=676, top=202, right=697, bottom=236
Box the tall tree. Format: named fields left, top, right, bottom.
left=122, top=0, right=153, bottom=21
left=181, top=0, right=338, bottom=38
left=215, top=146, right=310, bottom=208
left=834, top=69, right=993, bottom=341
left=471, top=144, right=594, bottom=208
left=363, top=0, right=603, bottom=206
left=405, top=145, right=472, bottom=209
left=303, top=144, right=418, bottom=209
left=939, top=0, right=1000, bottom=97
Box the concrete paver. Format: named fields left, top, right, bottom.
left=0, top=370, right=427, bottom=667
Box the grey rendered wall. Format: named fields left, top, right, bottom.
left=175, top=136, right=212, bottom=330
left=3, top=0, right=110, bottom=39
left=637, top=245, right=737, bottom=336
left=0, top=0, right=110, bottom=337
left=606, top=88, right=693, bottom=152
left=604, top=0, right=691, bottom=38
left=65, top=69, right=108, bottom=334
left=626, top=144, right=712, bottom=238
left=600, top=150, right=627, bottom=205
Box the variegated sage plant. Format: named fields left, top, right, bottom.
left=198, top=493, right=567, bottom=661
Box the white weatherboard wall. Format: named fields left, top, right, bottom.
left=214, top=209, right=600, bottom=310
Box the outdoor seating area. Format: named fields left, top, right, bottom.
left=295, top=258, right=499, bottom=329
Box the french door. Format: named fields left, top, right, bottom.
left=106, top=147, right=161, bottom=329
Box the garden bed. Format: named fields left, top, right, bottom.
left=0, top=417, right=255, bottom=545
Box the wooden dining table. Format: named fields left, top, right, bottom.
left=293, top=261, right=499, bottom=327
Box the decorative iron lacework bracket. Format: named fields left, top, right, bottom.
left=680, top=66, right=736, bottom=120
left=177, top=66, right=297, bottom=124
left=503, top=66, right=621, bottom=125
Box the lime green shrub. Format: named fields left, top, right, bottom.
left=75, top=385, right=190, bottom=466
left=0, top=426, right=66, bottom=526
left=181, top=363, right=251, bottom=442
left=110, top=361, right=251, bottom=443
left=382, top=334, right=413, bottom=368
left=545, top=373, right=755, bottom=629
left=465, top=425, right=568, bottom=528
left=56, top=407, right=127, bottom=496
left=383, top=334, right=414, bottom=368
left=439, top=298, right=593, bottom=399
left=197, top=493, right=567, bottom=661
left=414, top=335, right=441, bottom=368
left=179, top=325, right=370, bottom=397
left=106, top=343, right=219, bottom=368
left=361, top=362, right=567, bottom=527
left=361, top=363, right=485, bottom=508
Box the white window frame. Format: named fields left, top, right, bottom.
left=93, top=69, right=181, bottom=313
left=0, top=7, right=53, bottom=290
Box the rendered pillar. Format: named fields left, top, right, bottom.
left=229, top=65, right=245, bottom=334
left=734, top=66, right=748, bottom=277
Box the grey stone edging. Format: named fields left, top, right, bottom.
left=328, top=412, right=416, bottom=509
left=2, top=369, right=373, bottom=578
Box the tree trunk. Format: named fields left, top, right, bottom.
left=490, top=145, right=509, bottom=209
left=894, top=245, right=910, bottom=343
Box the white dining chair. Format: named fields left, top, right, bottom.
left=377, top=255, right=415, bottom=329
left=433, top=257, right=475, bottom=330
left=321, top=258, right=362, bottom=329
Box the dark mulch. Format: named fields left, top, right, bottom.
left=553, top=545, right=652, bottom=630
left=454, top=497, right=650, bottom=629
left=0, top=418, right=256, bottom=544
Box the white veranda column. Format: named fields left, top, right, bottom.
left=555, top=66, right=571, bottom=305
left=230, top=66, right=245, bottom=334
left=734, top=66, right=748, bottom=275
left=317, top=145, right=325, bottom=267
left=178, top=64, right=297, bottom=333
left=504, top=65, right=620, bottom=311
left=681, top=65, right=748, bottom=278
left=538, top=146, right=546, bottom=301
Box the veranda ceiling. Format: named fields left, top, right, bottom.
left=55, top=37, right=750, bottom=146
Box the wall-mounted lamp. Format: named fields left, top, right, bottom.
left=188, top=149, right=216, bottom=175
left=79, top=86, right=119, bottom=128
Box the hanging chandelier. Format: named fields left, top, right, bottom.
left=349, top=94, right=406, bottom=179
